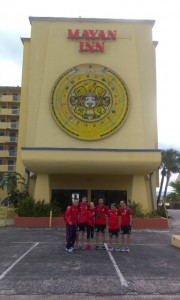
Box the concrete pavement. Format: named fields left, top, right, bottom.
left=0, top=209, right=179, bottom=299
left=0, top=226, right=180, bottom=299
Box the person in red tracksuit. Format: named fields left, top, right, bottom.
left=64, top=198, right=79, bottom=253
left=86, top=202, right=95, bottom=250
left=118, top=200, right=132, bottom=252
left=95, top=198, right=109, bottom=250
left=77, top=196, right=88, bottom=249
left=107, top=203, right=120, bottom=251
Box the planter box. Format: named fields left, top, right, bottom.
left=15, top=216, right=169, bottom=229
left=132, top=217, right=169, bottom=229
left=14, top=216, right=65, bottom=228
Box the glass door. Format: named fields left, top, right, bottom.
left=91, top=190, right=127, bottom=206
left=51, top=189, right=87, bottom=212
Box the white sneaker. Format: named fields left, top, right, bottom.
left=108, top=247, right=113, bottom=251
left=67, top=247, right=74, bottom=253
left=120, top=248, right=125, bottom=252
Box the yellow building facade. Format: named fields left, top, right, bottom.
left=17, top=17, right=161, bottom=211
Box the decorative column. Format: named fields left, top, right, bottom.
left=131, top=175, right=150, bottom=211
left=34, top=174, right=50, bottom=203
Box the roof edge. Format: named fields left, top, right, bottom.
left=29, top=16, right=155, bottom=26
left=21, top=37, right=31, bottom=44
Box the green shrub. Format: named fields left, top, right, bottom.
left=33, top=200, right=51, bottom=217
left=129, top=201, right=146, bottom=217
left=129, top=201, right=167, bottom=218
left=16, top=197, right=61, bottom=217
left=156, top=204, right=167, bottom=218
left=144, top=210, right=160, bottom=218
left=51, top=204, right=61, bottom=217
left=16, top=196, right=35, bottom=217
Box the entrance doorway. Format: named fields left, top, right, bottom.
left=51, top=189, right=87, bottom=212
left=51, top=189, right=127, bottom=212
left=91, top=190, right=127, bottom=206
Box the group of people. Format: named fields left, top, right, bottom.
left=64, top=196, right=132, bottom=253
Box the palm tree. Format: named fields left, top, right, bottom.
left=163, top=149, right=180, bottom=198
left=0, top=172, right=26, bottom=196
left=157, top=167, right=166, bottom=205
left=157, top=149, right=180, bottom=204
left=167, top=180, right=180, bottom=202
left=0, top=172, right=27, bottom=206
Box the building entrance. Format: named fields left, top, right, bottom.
left=51, top=189, right=127, bottom=212
left=91, top=190, right=127, bottom=206
left=51, top=189, right=87, bottom=212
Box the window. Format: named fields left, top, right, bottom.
left=91, top=190, right=127, bottom=206
left=13, top=95, right=19, bottom=101
left=9, top=146, right=15, bottom=151
left=10, top=132, right=16, bottom=137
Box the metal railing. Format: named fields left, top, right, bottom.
left=9, top=150, right=17, bottom=157
left=11, top=109, right=19, bottom=115
left=8, top=165, right=16, bottom=172
left=11, top=122, right=19, bottom=129
left=9, top=136, right=17, bottom=142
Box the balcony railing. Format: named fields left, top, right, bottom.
left=0, top=108, right=19, bottom=116
left=0, top=136, right=17, bottom=143
left=10, top=136, right=17, bottom=143
left=8, top=165, right=16, bottom=172
left=0, top=122, right=19, bottom=129
left=0, top=136, right=10, bottom=143
left=10, top=122, right=19, bottom=129
left=0, top=150, right=9, bottom=157
left=0, top=165, right=16, bottom=172
left=9, top=150, right=17, bottom=157
left=13, top=95, right=20, bottom=102
left=11, top=109, right=19, bottom=115
left=0, top=150, right=17, bottom=157
left=0, top=95, right=20, bottom=102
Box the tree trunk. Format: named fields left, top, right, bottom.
left=157, top=167, right=166, bottom=205
left=163, top=170, right=171, bottom=198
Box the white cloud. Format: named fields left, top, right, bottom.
left=0, top=59, right=22, bottom=86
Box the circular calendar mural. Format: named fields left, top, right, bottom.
left=51, top=64, right=129, bottom=140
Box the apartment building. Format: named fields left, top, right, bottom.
left=0, top=86, right=20, bottom=177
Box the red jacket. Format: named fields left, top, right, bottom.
left=95, top=205, right=109, bottom=225
left=118, top=207, right=132, bottom=225
left=87, top=208, right=95, bottom=227
left=65, top=205, right=79, bottom=225
left=79, top=203, right=88, bottom=223
left=108, top=210, right=120, bottom=230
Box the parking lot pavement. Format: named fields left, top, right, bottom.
left=168, top=209, right=180, bottom=234
left=0, top=227, right=180, bottom=299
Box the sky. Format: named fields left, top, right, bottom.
left=0, top=0, right=180, bottom=153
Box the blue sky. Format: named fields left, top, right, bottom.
left=0, top=0, right=180, bottom=151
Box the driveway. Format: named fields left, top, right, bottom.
left=167, top=209, right=180, bottom=233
